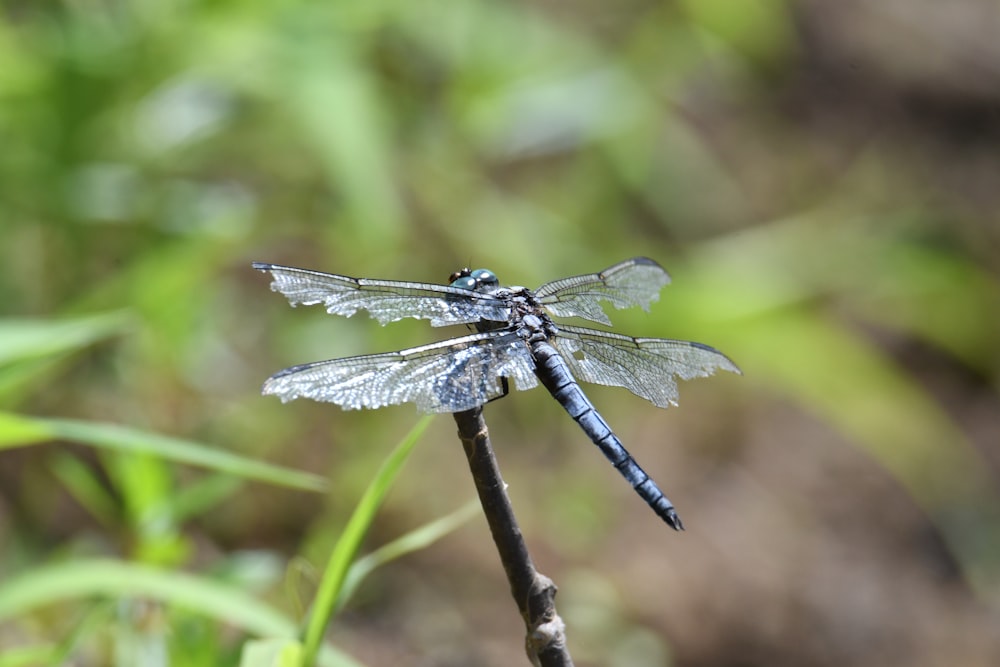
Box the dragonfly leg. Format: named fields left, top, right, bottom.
left=484, top=376, right=510, bottom=405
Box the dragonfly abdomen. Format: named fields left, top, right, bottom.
left=530, top=340, right=684, bottom=530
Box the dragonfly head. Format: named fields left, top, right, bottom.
left=448, top=267, right=471, bottom=284
left=449, top=267, right=499, bottom=292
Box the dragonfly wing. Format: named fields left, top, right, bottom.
left=262, top=331, right=539, bottom=414
left=534, top=257, right=672, bottom=326
left=253, top=263, right=510, bottom=327
left=550, top=324, right=741, bottom=408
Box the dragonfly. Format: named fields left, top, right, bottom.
left=253, top=257, right=740, bottom=530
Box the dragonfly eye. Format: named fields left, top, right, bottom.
left=448, top=268, right=472, bottom=284
left=470, top=269, right=498, bottom=288
left=449, top=275, right=478, bottom=290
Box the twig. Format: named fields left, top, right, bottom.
left=453, top=408, right=574, bottom=667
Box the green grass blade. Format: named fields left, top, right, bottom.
left=0, top=411, right=53, bottom=446
left=241, top=639, right=304, bottom=667
left=241, top=638, right=367, bottom=667
left=49, top=453, right=120, bottom=527
left=0, top=559, right=296, bottom=636
left=171, top=474, right=244, bottom=523
left=0, top=412, right=327, bottom=493
left=0, top=312, right=131, bottom=365
left=300, top=416, right=432, bottom=666
left=47, top=601, right=116, bottom=667
left=337, top=499, right=480, bottom=611
left=0, top=646, right=59, bottom=667
left=315, top=648, right=368, bottom=667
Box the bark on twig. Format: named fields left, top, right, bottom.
left=453, top=408, right=574, bottom=667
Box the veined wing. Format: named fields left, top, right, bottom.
left=534, top=257, right=671, bottom=326
left=253, top=263, right=510, bottom=327
left=262, top=331, right=539, bottom=413
left=550, top=324, right=741, bottom=408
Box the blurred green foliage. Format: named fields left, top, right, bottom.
left=2, top=1, right=999, bottom=666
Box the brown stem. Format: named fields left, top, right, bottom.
left=453, top=408, right=574, bottom=667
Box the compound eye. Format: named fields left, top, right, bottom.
left=449, top=275, right=478, bottom=290
left=448, top=267, right=472, bottom=284
left=470, top=268, right=498, bottom=288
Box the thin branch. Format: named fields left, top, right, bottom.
left=453, top=408, right=574, bottom=667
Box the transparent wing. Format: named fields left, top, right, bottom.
left=253, top=262, right=510, bottom=327
left=550, top=324, right=741, bottom=408
left=262, top=331, right=539, bottom=413
left=534, top=257, right=672, bottom=326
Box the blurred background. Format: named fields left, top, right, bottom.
left=1, top=0, right=999, bottom=665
